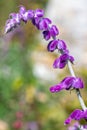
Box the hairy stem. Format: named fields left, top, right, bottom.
left=67, top=61, right=87, bottom=110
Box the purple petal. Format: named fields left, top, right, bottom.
left=35, top=9, right=44, bottom=17
left=53, top=54, right=69, bottom=69
left=42, top=30, right=51, bottom=40
left=64, top=117, right=71, bottom=125
left=50, top=25, right=59, bottom=37
left=20, top=11, right=34, bottom=22
left=9, top=13, right=16, bottom=18
left=9, top=13, right=21, bottom=24
left=72, top=77, right=84, bottom=89
left=69, top=55, right=74, bottom=63
left=61, top=77, right=75, bottom=90
left=38, top=18, right=51, bottom=30
left=83, top=125, right=87, bottom=129
left=57, top=39, right=67, bottom=51
left=70, top=109, right=83, bottom=120
left=50, top=84, right=63, bottom=93
left=47, top=40, right=58, bottom=52
left=64, top=109, right=84, bottom=125
left=82, top=109, right=87, bottom=119
left=5, top=19, right=17, bottom=33
left=32, top=17, right=40, bottom=27
left=27, top=10, right=34, bottom=19
left=19, top=6, right=26, bottom=14
left=14, top=13, right=21, bottom=24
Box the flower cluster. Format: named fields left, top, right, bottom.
left=4, top=5, right=86, bottom=126
left=5, top=5, right=74, bottom=70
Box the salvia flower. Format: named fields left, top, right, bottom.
left=57, top=39, right=67, bottom=51
left=47, top=40, right=58, bottom=52
left=38, top=18, right=52, bottom=30
left=5, top=19, right=18, bottom=33
left=64, top=109, right=87, bottom=125
left=49, top=25, right=59, bottom=37
left=19, top=6, right=26, bottom=14
left=34, top=9, right=44, bottom=17
left=53, top=53, right=74, bottom=69
left=42, top=30, right=51, bottom=40
left=50, top=76, right=84, bottom=93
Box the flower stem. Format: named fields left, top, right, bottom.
left=67, top=61, right=87, bottom=110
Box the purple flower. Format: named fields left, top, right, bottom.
left=19, top=6, right=26, bottom=14
left=42, top=30, right=51, bottom=40
left=53, top=54, right=68, bottom=69
left=50, top=76, right=84, bottom=93
left=32, top=17, right=40, bottom=27
left=50, top=84, right=64, bottom=93
left=64, top=109, right=87, bottom=125
left=5, top=19, right=17, bottom=33
left=61, top=76, right=75, bottom=90
left=53, top=53, right=74, bottom=69
left=20, top=10, right=34, bottom=22
left=34, top=9, right=44, bottom=17
left=10, top=13, right=21, bottom=24
left=47, top=40, right=58, bottom=52
left=38, top=18, right=51, bottom=30
left=57, top=39, right=67, bottom=51
left=49, top=25, right=59, bottom=37
left=19, top=6, right=34, bottom=22
left=73, top=77, right=84, bottom=89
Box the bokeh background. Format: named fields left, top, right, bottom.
left=0, top=0, right=87, bottom=130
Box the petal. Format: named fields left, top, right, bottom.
left=27, top=10, right=34, bottom=19
left=32, top=17, right=40, bottom=26
left=35, top=9, right=44, bottom=17
left=69, top=55, right=74, bottom=63
left=64, top=109, right=84, bottom=125
left=70, top=109, right=83, bottom=120
left=57, top=39, right=67, bottom=51
left=38, top=18, right=51, bottom=30
left=53, top=54, right=69, bottom=69
left=50, top=25, right=59, bottom=37
left=72, top=77, right=84, bottom=89
left=61, top=76, right=75, bottom=90
left=47, top=40, right=58, bottom=52
left=64, top=117, right=71, bottom=125
left=19, top=6, right=26, bottom=14
left=50, top=84, right=63, bottom=93
left=43, top=31, right=51, bottom=40
left=83, top=109, right=87, bottom=119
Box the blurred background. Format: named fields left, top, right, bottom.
left=0, top=0, right=87, bottom=130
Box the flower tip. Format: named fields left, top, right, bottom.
left=50, top=86, right=55, bottom=93
left=64, top=117, right=71, bottom=125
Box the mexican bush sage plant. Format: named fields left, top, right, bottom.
left=4, top=6, right=87, bottom=126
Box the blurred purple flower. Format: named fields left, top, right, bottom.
left=64, top=109, right=87, bottom=125
left=53, top=53, right=74, bottom=69
left=42, top=25, right=59, bottom=40
left=43, top=30, right=51, bottom=40
left=49, top=25, right=59, bottom=37
left=19, top=6, right=26, bottom=14
left=50, top=76, right=84, bottom=93
left=57, top=39, right=67, bottom=51
left=34, top=9, right=44, bottom=17
left=38, top=18, right=51, bottom=30
left=47, top=40, right=58, bottom=52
